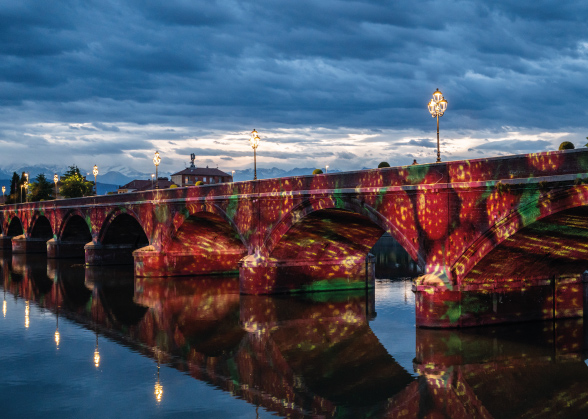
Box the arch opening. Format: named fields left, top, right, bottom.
left=102, top=213, right=148, bottom=248
left=270, top=208, right=385, bottom=261
left=169, top=212, right=246, bottom=255
left=31, top=216, right=53, bottom=240
left=461, top=206, right=588, bottom=286
left=136, top=212, right=247, bottom=277
left=89, top=213, right=149, bottom=266
left=259, top=208, right=393, bottom=293
left=61, top=215, right=92, bottom=243
left=7, top=218, right=23, bottom=237
left=370, top=233, right=421, bottom=280
left=51, top=214, right=93, bottom=259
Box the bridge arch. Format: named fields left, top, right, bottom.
left=168, top=203, right=247, bottom=252
left=99, top=210, right=149, bottom=249
left=6, top=216, right=24, bottom=237
left=264, top=197, right=423, bottom=269
left=57, top=210, right=92, bottom=243
left=29, top=213, right=53, bottom=240
left=145, top=206, right=249, bottom=276
left=452, top=187, right=588, bottom=283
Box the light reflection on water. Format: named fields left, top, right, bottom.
left=0, top=253, right=587, bottom=418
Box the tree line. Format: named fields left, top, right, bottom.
left=5, top=165, right=95, bottom=204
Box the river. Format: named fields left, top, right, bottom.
left=0, top=242, right=587, bottom=418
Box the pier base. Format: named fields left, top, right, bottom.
left=239, top=253, right=375, bottom=295
left=413, top=274, right=585, bottom=328
left=133, top=245, right=244, bottom=277
left=85, top=242, right=135, bottom=266
left=0, top=235, right=12, bottom=251
left=47, top=238, right=87, bottom=259
left=12, top=235, right=49, bottom=254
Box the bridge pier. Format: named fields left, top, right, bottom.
left=85, top=242, right=135, bottom=266
left=414, top=274, right=585, bottom=328
left=239, top=253, right=375, bottom=294
left=47, top=238, right=87, bottom=259
left=0, top=235, right=12, bottom=251
left=133, top=246, right=243, bottom=277
left=11, top=235, right=49, bottom=254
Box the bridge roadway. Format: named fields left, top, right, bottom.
left=2, top=148, right=588, bottom=327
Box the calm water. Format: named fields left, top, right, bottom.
left=1, top=252, right=587, bottom=418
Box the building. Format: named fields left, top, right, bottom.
left=117, top=178, right=176, bottom=194
left=170, top=154, right=233, bottom=187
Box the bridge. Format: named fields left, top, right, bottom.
left=2, top=148, right=588, bottom=327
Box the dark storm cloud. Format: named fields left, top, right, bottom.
left=471, top=139, right=552, bottom=152
left=407, top=139, right=436, bottom=148
left=0, top=0, right=587, bottom=161
left=337, top=151, right=355, bottom=160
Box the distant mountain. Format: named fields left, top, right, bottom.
left=233, top=167, right=340, bottom=182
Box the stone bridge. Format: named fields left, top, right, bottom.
left=2, top=148, right=588, bottom=326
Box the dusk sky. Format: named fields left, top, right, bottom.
left=1, top=0, right=588, bottom=175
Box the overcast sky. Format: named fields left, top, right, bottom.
left=1, top=0, right=587, bottom=174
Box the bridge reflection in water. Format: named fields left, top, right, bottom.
left=1, top=254, right=588, bottom=418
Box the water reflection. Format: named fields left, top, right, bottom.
left=0, top=253, right=587, bottom=418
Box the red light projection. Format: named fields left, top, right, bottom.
left=2, top=149, right=588, bottom=326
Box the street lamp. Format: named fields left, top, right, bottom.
left=24, top=181, right=28, bottom=203
left=93, top=165, right=99, bottom=195
left=20, top=184, right=23, bottom=203
left=325, top=165, right=329, bottom=174
left=54, top=174, right=58, bottom=199
left=1, top=186, right=5, bottom=199
left=153, top=151, right=161, bottom=189
left=249, top=129, right=260, bottom=180
left=427, top=88, right=448, bottom=163
left=231, top=170, right=235, bottom=183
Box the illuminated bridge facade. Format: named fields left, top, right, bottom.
left=2, top=148, right=588, bottom=327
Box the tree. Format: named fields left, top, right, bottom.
left=559, top=141, right=575, bottom=150
left=59, top=165, right=94, bottom=198
left=29, top=174, right=54, bottom=202
left=5, top=172, right=21, bottom=204
left=378, top=162, right=390, bottom=168
left=312, top=169, right=323, bottom=174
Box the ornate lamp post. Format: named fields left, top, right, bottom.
left=249, top=129, right=260, bottom=180
left=427, top=88, right=448, bottom=163
left=93, top=165, right=99, bottom=195
left=325, top=165, right=329, bottom=174
left=151, top=174, right=155, bottom=189
left=24, top=181, right=29, bottom=203
left=1, top=186, right=5, bottom=199
left=153, top=151, right=161, bottom=189
left=54, top=174, right=58, bottom=199
left=20, top=184, right=23, bottom=203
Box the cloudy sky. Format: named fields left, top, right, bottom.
left=1, top=0, right=587, bottom=175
